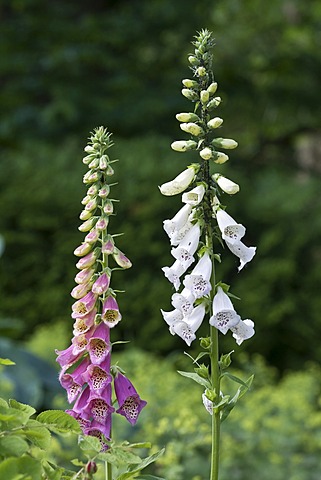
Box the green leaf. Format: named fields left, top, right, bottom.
left=98, top=448, right=142, bottom=466
left=0, top=457, right=19, bottom=478
left=221, top=372, right=250, bottom=388
left=36, top=410, right=81, bottom=434
left=177, top=370, right=211, bottom=388
left=221, top=374, right=254, bottom=423
left=17, top=455, right=42, bottom=480
left=194, top=351, right=209, bottom=363
left=9, top=399, right=36, bottom=418
left=0, top=398, right=8, bottom=408
left=24, top=419, right=51, bottom=449
left=0, top=435, right=29, bottom=457
left=136, top=476, right=166, bottom=480
left=117, top=448, right=165, bottom=479
left=0, top=406, right=31, bottom=427
left=127, top=442, right=152, bottom=449
left=78, top=434, right=102, bottom=454
left=0, top=358, right=15, bottom=366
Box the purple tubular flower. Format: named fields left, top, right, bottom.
left=82, top=356, right=112, bottom=395
left=83, top=418, right=111, bottom=451
left=114, top=372, right=147, bottom=425
left=73, top=308, right=96, bottom=336
left=72, top=291, right=97, bottom=318
left=87, top=322, right=111, bottom=365
left=55, top=344, right=82, bottom=371
left=101, top=296, right=122, bottom=327
left=91, top=272, right=110, bottom=295
left=59, top=357, right=90, bottom=402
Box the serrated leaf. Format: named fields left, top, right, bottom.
left=0, top=406, right=31, bottom=426
left=0, top=435, right=29, bottom=457
left=9, top=399, right=36, bottom=418
left=0, top=358, right=15, bottom=366
left=118, top=448, right=165, bottom=479
left=177, top=370, right=211, bottom=388
left=24, top=419, right=51, bottom=449
left=78, top=434, right=102, bottom=453
left=36, top=410, right=81, bottom=434
left=98, top=448, right=142, bottom=466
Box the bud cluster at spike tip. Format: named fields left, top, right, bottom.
left=56, top=127, right=146, bottom=450
left=159, top=30, right=256, bottom=348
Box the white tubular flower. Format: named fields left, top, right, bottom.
left=213, top=174, right=239, bottom=195
left=171, top=223, right=201, bottom=269
left=163, top=204, right=192, bottom=238
left=183, top=252, right=212, bottom=299
left=230, top=319, right=255, bottom=345
left=159, top=166, right=197, bottom=196
left=170, top=304, right=206, bottom=346
left=216, top=209, right=245, bottom=245
left=182, top=185, right=205, bottom=206
left=212, top=137, right=238, bottom=149
left=209, top=286, right=241, bottom=334
left=202, top=392, right=213, bottom=415
left=171, top=288, right=195, bottom=316
left=207, top=117, right=223, bottom=129
left=160, top=308, right=183, bottom=326
left=162, top=260, right=186, bottom=291
left=226, top=241, right=256, bottom=272
left=170, top=220, right=194, bottom=246
left=213, top=152, right=229, bottom=164
left=180, top=122, right=204, bottom=136
left=171, top=140, right=197, bottom=152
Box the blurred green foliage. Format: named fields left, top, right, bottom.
left=0, top=0, right=321, bottom=372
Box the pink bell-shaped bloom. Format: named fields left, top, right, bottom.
left=83, top=418, right=111, bottom=450
left=72, top=291, right=97, bottom=318
left=183, top=252, right=212, bottom=298
left=209, top=286, right=241, bottom=334
left=55, top=344, right=82, bottom=371
left=74, top=267, right=95, bottom=285
left=87, top=322, right=111, bottom=365
left=101, top=296, right=122, bottom=327
left=82, top=356, right=112, bottom=395
left=59, top=357, right=90, bottom=403
left=85, top=385, right=115, bottom=425
left=73, top=309, right=96, bottom=336
left=114, top=372, right=147, bottom=425
left=91, top=272, right=110, bottom=295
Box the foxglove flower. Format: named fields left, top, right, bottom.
left=114, top=372, right=147, bottom=425
left=101, top=295, right=122, bottom=327
left=171, top=287, right=195, bottom=316
left=159, top=166, right=198, bottom=196
left=182, top=185, right=205, bottom=206
left=163, top=204, right=192, bottom=239
left=162, top=260, right=186, bottom=291
left=230, top=319, right=255, bottom=345
left=209, top=286, right=241, bottom=334
left=171, top=223, right=201, bottom=268
left=170, top=303, right=206, bottom=345
left=183, top=252, right=212, bottom=298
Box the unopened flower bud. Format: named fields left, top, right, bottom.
left=83, top=170, right=101, bottom=184
left=85, top=197, right=98, bottom=212
left=87, top=185, right=99, bottom=196
left=159, top=166, right=198, bottom=196
left=76, top=248, right=100, bottom=269
left=102, top=235, right=115, bottom=254
left=82, top=154, right=95, bottom=165
left=207, top=117, right=223, bottom=129
left=89, top=158, right=99, bottom=169
left=212, top=137, right=238, bottom=149
left=92, top=272, right=110, bottom=295
left=213, top=151, right=229, bottom=164
left=96, top=216, right=109, bottom=231
left=75, top=267, right=95, bottom=285
left=103, top=200, right=114, bottom=215
left=207, top=82, right=218, bottom=94
left=207, top=97, right=222, bottom=110
left=79, top=217, right=98, bottom=232
left=180, top=122, right=204, bottom=136
left=213, top=174, right=240, bottom=194
left=171, top=140, right=197, bottom=152
left=188, top=55, right=200, bottom=66
left=98, top=185, right=110, bottom=198
left=113, top=248, right=132, bottom=269
left=84, top=229, right=100, bottom=244
left=199, top=147, right=213, bottom=160
left=71, top=282, right=92, bottom=299
left=182, top=79, right=198, bottom=88
left=176, top=112, right=200, bottom=123
left=196, top=66, right=206, bottom=77
left=200, top=90, right=210, bottom=104
left=74, top=242, right=93, bottom=257
left=99, top=155, right=109, bottom=170
left=106, top=165, right=114, bottom=176
left=84, top=145, right=95, bottom=154
left=181, top=89, right=199, bottom=101
left=80, top=209, right=94, bottom=221
left=86, top=461, right=98, bottom=475
left=81, top=195, right=92, bottom=206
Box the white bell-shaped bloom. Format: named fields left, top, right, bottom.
left=213, top=174, right=239, bottom=195
left=209, top=286, right=241, bottom=334
left=182, top=185, right=205, bottom=206
left=160, top=308, right=183, bottom=326
left=183, top=252, right=212, bottom=299
left=163, top=204, right=192, bottom=238
left=170, top=220, right=194, bottom=246
left=162, top=260, right=186, bottom=291
left=216, top=209, right=245, bottom=244
left=171, top=223, right=200, bottom=268
left=159, top=167, right=197, bottom=196
left=170, top=303, right=206, bottom=346
left=230, top=319, right=255, bottom=345
left=171, top=288, right=195, bottom=316
left=202, top=392, right=213, bottom=415
left=226, top=241, right=256, bottom=272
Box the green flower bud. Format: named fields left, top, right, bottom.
left=80, top=209, right=94, bottom=221
left=180, top=122, right=204, bottom=136
left=171, top=140, right=198, bottom=152
left=196, top=66, right=206, bottom=77
left=213, top=151, right=229, bottom=164
left=78, top=217, right=98, bottom=232
left=83, top=170, right=101, bottom=184
left=99, top=155, right=109, bottom=170
left=200, top=147, right=213, bottom=160
left=212, top=137, right=238, bottom=149
left=200, top=90, right=210, bottom=104
left=82, top=154, right=96, bottom=165
left=89, top=158, right=99, bottom=169
left=87, top=185, right=99, bottom=196
left=176, top=112, right=200, bottom=122
left=182, top=79, right=198, bottom=88
left=181, top=88, right=199, bottom=101
left=84, top=145, right=95, bottom=154
left=188, top=55, right=200, bottom=66
left=207, top=96, right=222, bottom=110
left=207, top=82, right=218, bottom=94
left=200, top=336, right=211, bottom=349
left=207, top=117, right=224, bottom=129
left=106, top=165, right=114, bottom=176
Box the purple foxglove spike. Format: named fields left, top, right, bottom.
left=74, top=267, right=95, bottom=285
left=75, top=250, right=98, bottom=269
left=112, top=248, right=132, bottom=269
left=84, top=229, right=100, bottom=244
left=74, top=242, right=93, bottom=257
left=92, top=272, right=110, bottom=295
left=102, top=236, right=115, bottom=254
left=101, top=296, right=122, bottom=327
left=55, top=344, right=82, bottom=371
left=87, top=323, right=111, bottom=365
left=59, top=357, right=90, bottom=403
left=72, top=291, right=97, bottom=318
left=73, top=309, right=96, bottom=336
left=82, top=357, right=112, bottom=395
left=71, top=281, right=92, bottom=300
left=114, top=372, right=147, bottom=425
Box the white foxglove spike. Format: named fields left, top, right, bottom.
left=209, top=286, right=241, bottom=334
left=159, top=166, right=197, bottom=196
left=183, top=252, right=212, bottom=299
left=182, top=185, right=205, bottom=206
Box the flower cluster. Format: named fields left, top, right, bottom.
left=160, top=30, right=256, bottom=347
left=56, top=127, right=146, bottom=449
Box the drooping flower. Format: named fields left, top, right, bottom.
left=162, top=260, right=186, bottom=291
left=209, top=286, right=241, bottom=334
left=114, top=372, right=147, bottom=425
left=101, top=295, right=122, bottom=328
left=71, top=291, right=97, bottom=318
left=182, top=184, right=205, bottom=206
left=230, top=319, right=255, bottom=345
left=163, top=204, right=192, bottom=239
left=171, top=223, right=200, bottom=269
left=183, top=252, right=212, bottom=298
left=91, top=272, right=110, bottom=295
left=213, top=174, right=239, bottom=195
left=226, top=241, right=256, bottom=272
left=159, top=166, right=198, bottom=196
left=170, top=303, right=206, bottom=346
left=171, top=287, right=195, bottom=316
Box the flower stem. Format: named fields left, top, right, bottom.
left=105, top=460, right=112, bottom=480
left=210, top=325, right=220, bottom=480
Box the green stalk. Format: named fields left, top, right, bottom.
left=105, top=460, right=112, bottom=480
